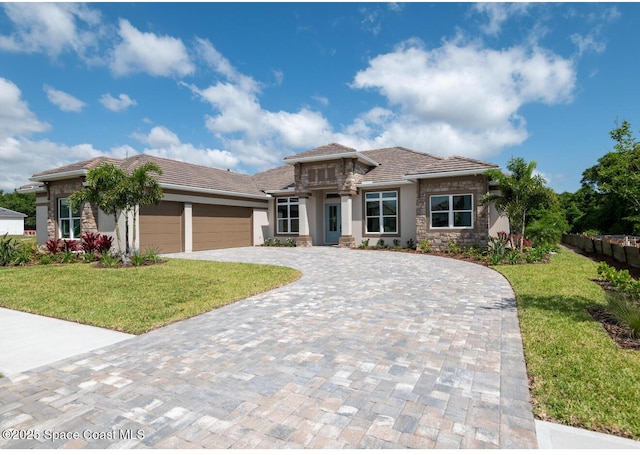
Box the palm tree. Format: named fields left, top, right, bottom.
left=483, top=157, right=551, bottom=251
left=125, top=162, right=163, bottom=254
left=70, top=161, right=163, bottom=258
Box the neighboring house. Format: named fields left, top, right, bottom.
left=23, top=143, right=508, bottom=253
left=0, top=207, right=27, bottom=235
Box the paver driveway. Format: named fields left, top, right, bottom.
left=0, top=247, right=536, bottom=449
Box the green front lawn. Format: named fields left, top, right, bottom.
left=495, top=249, right=640, bottom=440
left=0, top=259, right=300, bottom=335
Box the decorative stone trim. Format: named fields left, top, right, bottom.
left=338, top=235, right=355, bottom=248
left=296, top=235, right=313, bottom=247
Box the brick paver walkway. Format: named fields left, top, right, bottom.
left=0, top=247, right=536, bottom=448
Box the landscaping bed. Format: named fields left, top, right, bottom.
left=495, top=249, right=640, bottom=441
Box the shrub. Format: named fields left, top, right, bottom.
left=406, top=238, right=416, bottom=250
left=597, top=263, right=640, bottom=299
left=418, top=239, right=431, bottom=253
left=507, top=249, right=523, bottom=265
left=95, top=235, right=113, bottom=254
left=376, top=239, right=385, bottom=249
left=359, top=239, right=370, bottom=249
left=12, top=242, right=37, bottom=265
left=263, top=238, right=274, bottom=246
left=0, top=234, right=19, bottom=266
left=39, top=254, right=53, bottom=265
left=525, top=211, right=569, bottom=247
left=285, top=238, right=296, bottom=247
left=487, top=235, right=508, bottom=265
left=393, top=239, right=402, bottom=249
left=45, top=239, right=64, bottom=254
left=99, top=251, right=120, bottom=268
left=131, top=251, right=146, bottom=267
left=606, top=294, right=640, bottom=338
left=60, top=249, right=77, bottom=264
left=81, top=232, right=100, bottom=253
left=143, top=247, right=161, bottom=263
left=445, top=240, right=462, bottom=255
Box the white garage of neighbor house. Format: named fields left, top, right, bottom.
left=23, top=143, right=509, bottom=253
left=0, top=207, right=26, bottom=235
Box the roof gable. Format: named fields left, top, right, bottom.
left=0, top=207, right=27, bottom=218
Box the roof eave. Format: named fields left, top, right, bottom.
left=283, top=152, right=379, bottom=167
left=29, top=169, right=87, bottom=182
left=160, top=183, right=271, bottom=200
left=357, top=180, right=414, bottom=188
left=404, top=168, right=494, bottom=181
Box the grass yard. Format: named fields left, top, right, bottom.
left=0, top=259, right=300, bottom=335
left=495, top=248, right=640, bottom=440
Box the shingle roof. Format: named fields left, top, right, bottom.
left=31, top=156, right=122, bottom=178
left=358, top=147, right=445, bottom=183
left=31, top=154, right=266, bottom=197
left=0, top=207, right=26, bottom=218
left=284, top=143, right=357, bottom=160
left=406, top=155, right=499, bottom=176
left=251, top=164, right=295, bottom=192
left=120, top=155, right=265, bottom=196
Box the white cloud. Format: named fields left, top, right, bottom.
left=473, top=3, right=533, bottom=36
left=0, top=3, right=101, bottom=60
left=133, top=126, right=239, bottom=169
left=0, top=138, right=103, bottom=190
left=0, top=77, right=50, bottom=138
left=43, top=85, right=86, bottom=112
left=312, top=95, right=329, bottom=107
left=99, top=93, right=137, bottom=112
left=349, top=40, right=575, bottom=157
left=109, top=19, right=194, bottom=77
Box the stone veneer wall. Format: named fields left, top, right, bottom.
left=295, top=158, right=371, bottom=196
left=46, top=178, right=99, bottom=240
left=416, top=175, right=490, bottom=251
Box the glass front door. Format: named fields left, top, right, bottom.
left=325, top=203, right=341, bottom=244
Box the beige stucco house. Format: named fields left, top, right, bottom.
left=23, top=143, right=508, bottom=253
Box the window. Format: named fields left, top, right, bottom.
left=430, top=194, right=473, bottom=229
left=365, top=191, right=398, bottom=234
left=276, top=197, right=299, bottom=234
left=58, top=198, right=81, bottom=239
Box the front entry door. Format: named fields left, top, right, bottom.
left=325, top=203, right=341, bottom=244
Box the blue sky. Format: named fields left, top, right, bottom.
left=0, top=2, right=635, bottom=193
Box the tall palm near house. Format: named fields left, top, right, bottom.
left=69, top=162, right=163, bottom=258
left=483, top=157, right=551, bottom=251
left=125, top=162, right=163, bottom=254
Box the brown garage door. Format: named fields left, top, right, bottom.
left=139, top=202, right=184, bottom=253
left=193, top=204, right=252, bottom=251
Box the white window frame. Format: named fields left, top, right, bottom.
left=276, top=197, right=299, bottom=234
left=365, top=191, right=399, bottom=235
left=429, top=194, right=474, bottom=229
left=58, top=198, right=82, bottom=239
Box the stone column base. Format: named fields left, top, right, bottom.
left=296, top=235, right=313, bottom=247
left=338, top=235, right=355, bottom=248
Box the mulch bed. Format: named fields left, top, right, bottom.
left=587, top=304, right=640, bottom=351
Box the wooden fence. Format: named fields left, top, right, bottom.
left=562, top=234, right=640, bottom=268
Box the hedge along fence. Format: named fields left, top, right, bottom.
left=562, top=233, right=640, bottom=268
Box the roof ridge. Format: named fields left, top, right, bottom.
left=447, top=155, right=499, bottom=167
left=124, top=153, right=251, bottom=177
left=361, top=146, right=445, bottom=160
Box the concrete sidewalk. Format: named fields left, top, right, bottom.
left=0, top=308, right=133, bottom=377
left=535, top=420, right=640, bottom=449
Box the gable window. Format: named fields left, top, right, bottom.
left=276, top=197, right=299, bottom=234
left=365, top=191, right=398, bottom=234
left=58, top=198, right=81, bottom=239
left=430, top=194, right=473, bottom=229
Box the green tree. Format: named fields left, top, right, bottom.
left=483, top=157, right=552, bottom=250
left=0, top=190, right=36, bottom=229
left=581, top=120, right=640, bottom=233
left=525, top=190, right=570, bottom=246
left=69, top=162, right=163, bottom=257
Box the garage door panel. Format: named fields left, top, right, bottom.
left=139, top=202, right=183, bottom=254
left=192, top=203, right=252, bottom=251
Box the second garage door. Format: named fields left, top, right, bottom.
left=192, top=204, right=252, bottom=251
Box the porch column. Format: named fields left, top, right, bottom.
left=296, top=197, right=313, bottom=247
left=184, top=203, right=192, bottom=253
left=339, top=194, right=355, bottom=248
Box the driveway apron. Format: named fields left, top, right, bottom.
left=0, top=247, right=536, bottom=449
